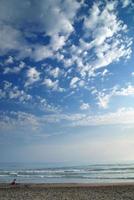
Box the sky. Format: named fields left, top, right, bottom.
left=0, top=0, right=134, bottom=164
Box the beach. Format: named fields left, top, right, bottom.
left=0, top=183, right=134, bottom=200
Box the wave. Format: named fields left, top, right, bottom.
left=1, top=164, right=134, bottom=183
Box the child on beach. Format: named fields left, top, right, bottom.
left=11, top=179, right=16, bottom=185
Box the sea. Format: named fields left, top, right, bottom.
left=0, top=162, right=134, bottom=184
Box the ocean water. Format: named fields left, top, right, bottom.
left=0, top=162, right=134, bottom=184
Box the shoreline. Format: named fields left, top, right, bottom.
left=1, top=182, right=134, bottom=187
left=1, top=182, right=134, bottom=199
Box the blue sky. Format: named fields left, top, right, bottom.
left=1, top=0, right=134, bottom=164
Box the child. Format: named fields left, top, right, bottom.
left=11, top=179, right=16, bottom=185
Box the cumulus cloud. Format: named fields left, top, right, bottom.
left=97, top=84, right=134, bottom=108
left=121, top=0, right=134, bottom=7
left=4, top=67, right=20, bottom=74
left=26, top=67, right=40, bottom=86
left=70, top=77, right=79, bottom=88
left=62, top=0, right=132, bottom=82
left=0, top=81, right=62, bottom=113
left=43, top=78, right=64, bottom=92
left=39, top=98, right=61, bottom=113
left=42, top=78, right=65, bottom=92
left=0, top=24, right=26, bottom=55
left=0, top=81, right=32, bottom=102
left=9, top=87, right=31, bottom=101
left=49, top=67, right=61, bottom=78
left=78, top=80, right=85, bottom=87
left=43, top=78, right=58, bottom=89
left=93, top=38, right=132, bottom=70
left=0, top=0, right=82, bottom=60
left=80, top=103, right=90, bottom=110
left=84, top=1, right=132, bottom=69
left=4, top=63, right=25, bottom=75
left=84, top=1, right=122, bottom=44
left=101, top=69, right=109, bottom=77
left=5, top=56, right=14, bottom=64
left=97, top=93, right=112, bottom=109
left=50, top=34, right=66, bottom=51
left=32, top=46, right=53, bottom=61
left=0, top=0, right=80, bottom=34
left=115, top=85, right=134, bottom=96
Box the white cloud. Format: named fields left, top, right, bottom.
left=121, top=0, right=133, bottom=7
left=0, top=0, right=82, bottom=60
left=0, top=0, right=132, bottom=69
left=80, top=103, right=90, bottom=110
left=115, top=85, right=134, bottom=96
left=43, top=78, right=64, bottom=92
left=84, top=3, right=100, bottom=30
left=78, top=80, right=85, bottom=87
left=32, top=46, right=53, bottom=61
left=0, top=79, right=63, bottom=113
left=70, top=77, right=79, bottom=88
left=39, top=1, right=75, bottom=36
left=42, top=78, right=65, bottom=92
left=71, top=107, right=134, bottom=127
left=5, top=56, right=14, bottom=64
left=49, top=67, right=61, bottom=78
left=97, top=93, right=111, bottom=109
left=0, top=81, right=62, bottom=113
left=132, top=72, right=134, bottom=77
left=0, top=111, right=39, bottom=132
left=50, top=34, right=66, bottom=51
left=9, top=87, right=31, bottom=101
left=101, top=69, right=109, bottom=77
left=0, top=89, right=6, bottom=99
left=41, top=107, right=134, bottom=127
left=93, top=38, right=132, bottom=70
left=2, top=107, right=134, bottom=132
left=66, top=1, right=132, bottom=80
left=63, top=58, right=74, bottom=68
left=84, top=1, right=121, bottom=42
left=19, top=61, right=25, bottom=69
left=4, top=67, right=21, bottom=74
left=3, top=60, right=25, bottom=74
left=39, top=98, right=61, bottom=113
left=0, top=24, right=26, bottom=55
left=26, top=67, right=40, bottom=86
left=0, top=81, right=32, bottom=103
left=97, top=84, right=134, bottom=108
left=56, top=0, right=132, bottom=87
left=3, top=81, right=12, bottom=90
left=0, top=0, right=80, bottom=35
left=43, top=78, right=57, bottom=88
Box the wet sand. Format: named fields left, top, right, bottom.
left=0, top=183, right=134, bottom=199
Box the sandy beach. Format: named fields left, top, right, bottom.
left=0, top=183, right=134, bottom=200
